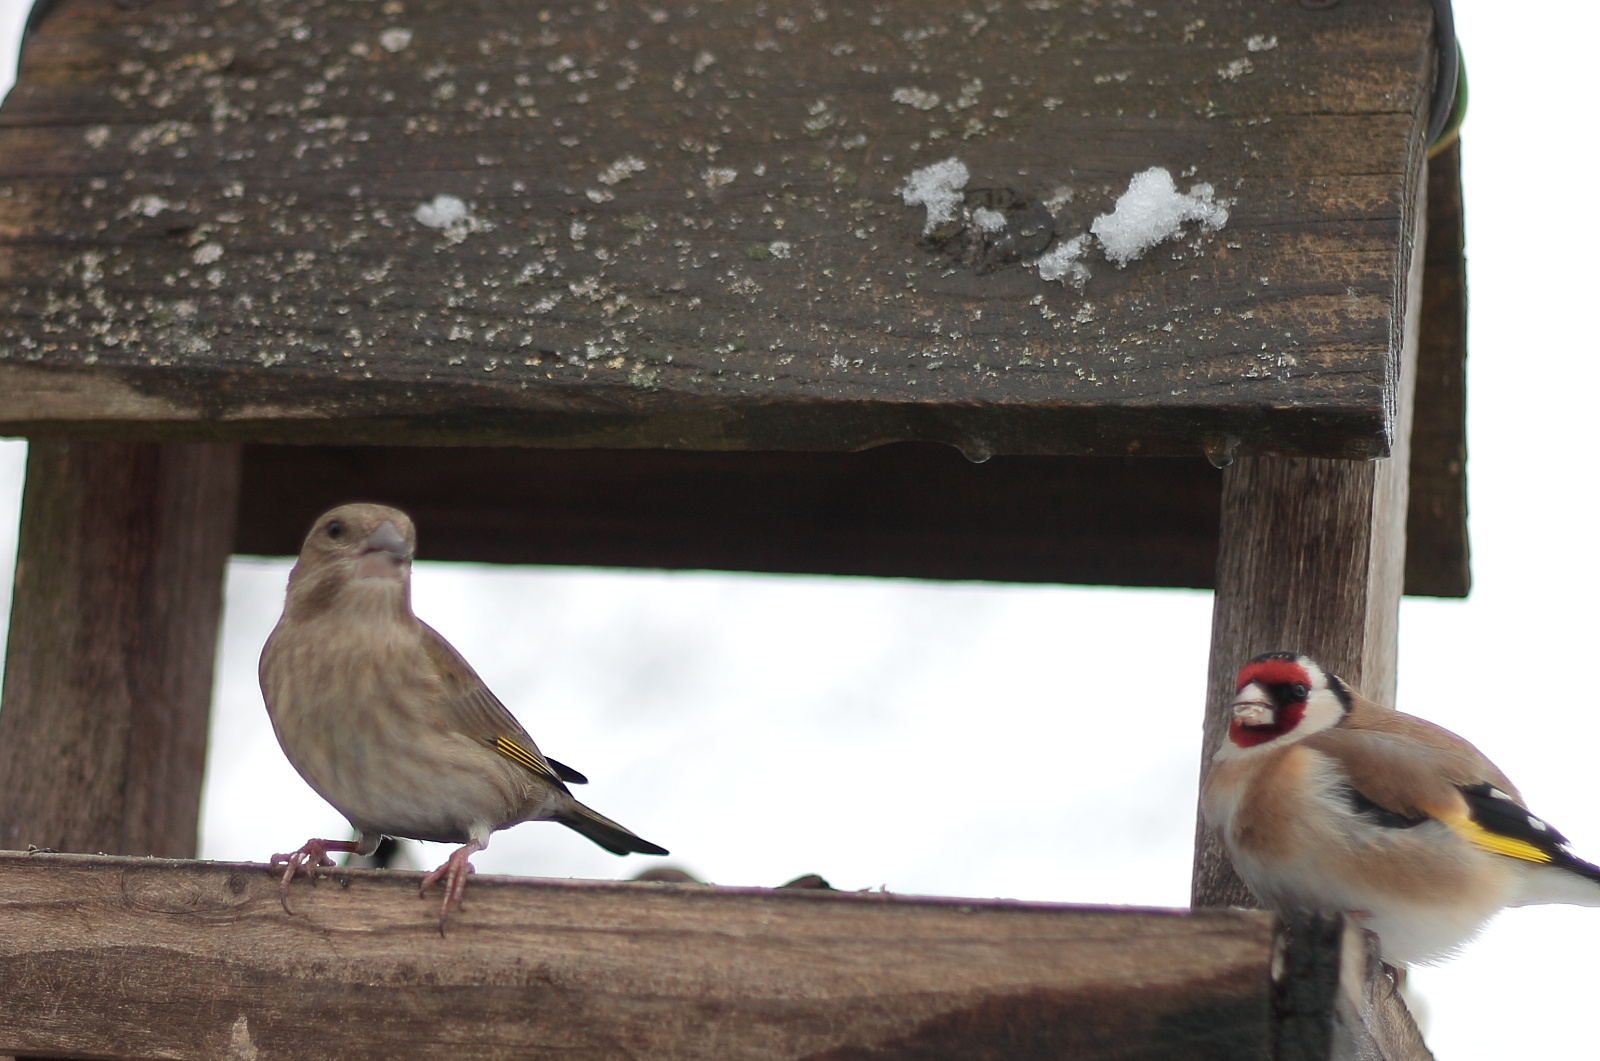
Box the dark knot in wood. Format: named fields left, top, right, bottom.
left=920, top=187, right=1055, bottom=274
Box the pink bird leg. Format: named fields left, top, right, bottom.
left=419, top=839, right=483, bottom=931
left=270, top=837, right=363, bottom=914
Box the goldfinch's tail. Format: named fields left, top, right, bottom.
left=1508, top=854, right=1600, bottom=908
left=557, top=801, right=669, bottom=857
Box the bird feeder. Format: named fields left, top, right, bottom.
left=0, top=0, right=1462, bottom=1056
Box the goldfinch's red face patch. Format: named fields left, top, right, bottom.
left=1235, top=656, right=1312, bottom=695
left=1228, top=654, right=1315, bottom=748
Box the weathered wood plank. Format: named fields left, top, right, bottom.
left=0, top=441, right=239, bottom=858
left=231, top=438, right=1464, bottom=596
left=1404, top=139, right=1468, bottom=597
left=1273, top=914, right=1433, bottom=1061
left=0, top=852, right=1281, bottom=1061
left=235, top=444, right=1226, bottom=588
left=0, top=0, right=1435, bottom=460
left=1191, top=156, right=1424, bottom=908
left=1332, top=921, right=1435, bottom=1061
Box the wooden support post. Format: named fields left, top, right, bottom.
left=1191, top=447, right=1416, bottom=908
left=1192, top=165, right=1427, bottom=910
left=0, top=441, right=240, bottom=858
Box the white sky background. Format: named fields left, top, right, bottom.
left=0, top=0, right=1593, bottom=1055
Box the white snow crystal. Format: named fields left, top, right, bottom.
left=1218, top=57, right=1253, bottom=81
left=702, top=166, right=738, bottom=189
left=1034, top=234, right=1092, bottom=288
left=414, top=194, right=469, bottom=229
left=379, top=28, right=413, bottom=53
left=597, top=155, right=648, bottom=185
left=414, top=194, right=492, bottom=243
left=192, top=242, right=224, bottom=265
left=891, top=86, right=941, bottom=111
left=1090, top=167, right=1228, bottom=267
left=1043, top=185, right=1075, bottom=215
left=972, top=207, right=1006, bottom=233
left=901, top=157, right=969, bottom=234
left=768, top=240, right=793, bottom=259
left=1245, top=34, right=1278, bottom=52
left=129, top=194, right=171, bottom=217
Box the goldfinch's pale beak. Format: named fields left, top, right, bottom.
left=355, top=520, right=410, bottom=580
left=1230, top=682, right=1275, bottom=728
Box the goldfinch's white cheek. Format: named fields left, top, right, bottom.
left=1296, top=689, right=1345, bottom=736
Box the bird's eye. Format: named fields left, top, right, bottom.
left=326, top=520, right=345, bottom=540
left=1290, top=682, right=1309, bottom=700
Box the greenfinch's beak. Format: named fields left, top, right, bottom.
left=355, top=520, right=410, bottom=580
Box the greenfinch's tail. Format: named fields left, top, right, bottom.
left=558, top=801, right=669, bottom=857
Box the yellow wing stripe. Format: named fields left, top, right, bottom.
left=492, top=736, right=557, bottom=780
left=1446, top=814, right=1553, bottom=864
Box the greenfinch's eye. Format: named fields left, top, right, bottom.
left=1290, top=682, right=1309, bottom=700
left=326, top=520, right=345, bottom=540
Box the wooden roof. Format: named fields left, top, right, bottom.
left=0, top=0, right=1467, bottom=593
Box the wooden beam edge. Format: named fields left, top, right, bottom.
left=1335, top=918, right=1436, bottom=1061
left=0, top=852, right=1285, bottom=1060
left=0, top=360, right=1393, bottom=459
left=1403, top=136, right=1470, bottom=599
left=1272, top=913, right=1434, bottom=1061
left=0, top=855, right=1431, bottom=1060
left=0, top=848, right=1267, bottom=921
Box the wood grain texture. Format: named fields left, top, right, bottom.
left=0, top=852, right=1281, bottom=1061
left=1404, top=140, right=1468, bottom=597
left=0, top=441, right=239, bottom=858
left=1271, top=914, right=1433, bottom=1061
left=0, top=0, right=1434, bottom=460
left=1190, top=162, right=1425, bottom=909
left=1332, top=921, right=1435, bottom=1061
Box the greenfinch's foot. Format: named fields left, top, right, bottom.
left=419, top=839, right=482, bottom=932
left=271, top=838, right=361, bottom=914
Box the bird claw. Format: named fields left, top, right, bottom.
left=270, top=838, right=358, bottom=915
left=419, top=840, right=482, bottom=933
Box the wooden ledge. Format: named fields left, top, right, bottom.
left=0, top=851, right=1427, bottom=1060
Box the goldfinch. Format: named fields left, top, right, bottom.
left=1202, top=651, right=1600, bottom=965
left=259, top=503, right=667, bottom=925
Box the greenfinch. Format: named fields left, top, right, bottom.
left=259, top=503, right=666, bottom=925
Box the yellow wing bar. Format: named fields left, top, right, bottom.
left=491, top=735, right=558, bottom=781
left=1446, top=814, right=1553, bottom=864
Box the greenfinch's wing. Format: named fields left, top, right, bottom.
left=418, top=621, right=577, bottom=788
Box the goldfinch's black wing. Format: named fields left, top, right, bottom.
left=1457, top=783, right=1600, bottom=881
left=418, top=621, right=584, bottom=788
